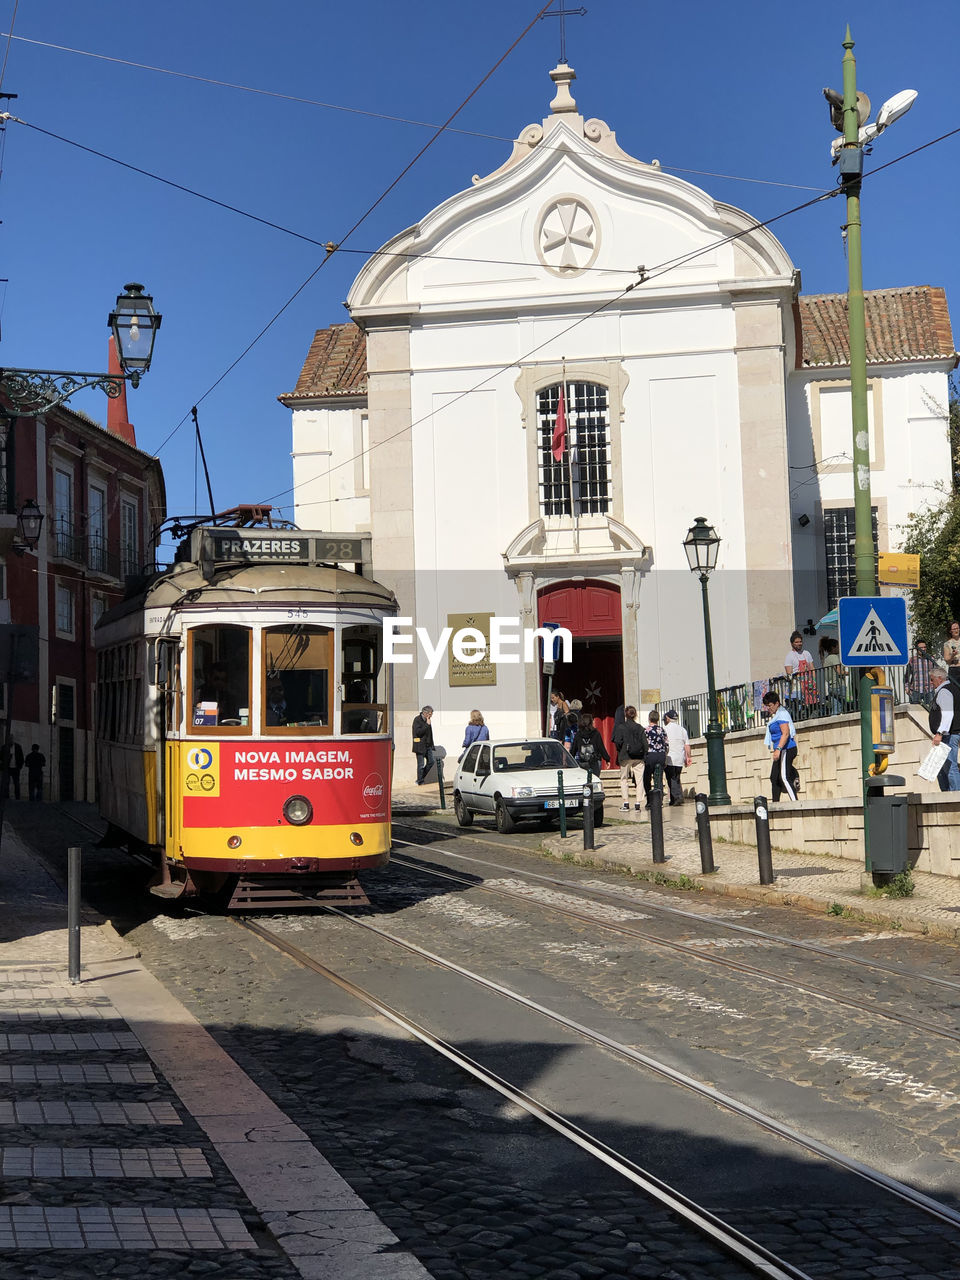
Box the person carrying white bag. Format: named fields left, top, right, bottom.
left=925, top=666, right=960, bottom=791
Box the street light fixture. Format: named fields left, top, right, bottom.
left=683, top=517, right=730, bottom=806
left=0, top=283, right=162, bottom=416
left=13, top=499, right=43, bottom=556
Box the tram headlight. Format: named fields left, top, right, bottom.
left=283, top=795, right=314, bottom=826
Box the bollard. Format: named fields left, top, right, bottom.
left=557, top=769, right=568, bottom=838
left=67, top=846, right=81, bottom=985
left=437, top=756, right=446, bottom=810
left=754, top=795, right=774, bottom=885
left=649, top=766, right=665, bottom=864
left=582, top=783, right=595, bottom=852
left=695, top=793, right=716, bottom=875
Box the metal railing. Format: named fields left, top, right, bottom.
left=658, top=662, right=919, bottom=740
left=51, top=520, right=122, bottom=579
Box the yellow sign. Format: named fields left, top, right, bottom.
left=446, top=613, right=497, bottom=688
left=878, top=552, right=920, bottom=588
left=182, top=742, right=220, bottom=797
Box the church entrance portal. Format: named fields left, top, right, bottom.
left=538, top=581, right=623, bottom=764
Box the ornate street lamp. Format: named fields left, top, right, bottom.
left=0, top=283, right=162, bottom=416
left=13, top=498, right=43, bottom=556
left=683, top=517, right=730, bottom=806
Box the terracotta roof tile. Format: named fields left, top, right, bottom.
left=798, top=286, right=956, bottom=368
left=279, top=322, right=366, bottom=402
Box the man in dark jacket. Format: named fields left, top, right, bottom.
left=412, top=706, right=435, bottom=785
left=613, top=706, right=646, bottom=810
left=570, top=712, right=610, bottom=776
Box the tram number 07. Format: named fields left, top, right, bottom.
left=321, top=539, right=362, bottom=562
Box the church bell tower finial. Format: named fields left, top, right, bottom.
left=549, top=62, right=577, bottom=114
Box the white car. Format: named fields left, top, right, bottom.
left=452, top=737, right=605, bottom=833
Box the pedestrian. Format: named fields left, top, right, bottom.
left=663, top=709, right=692, bottom=805
left=412, top=705, right=436, bottom=785
left=905, top=640, right=935, bottom=706
left=783, top=629, right=814, bottom=719
left=462, top=710, right=489, bottom=754
left=819, top=637, right=847, bottom=715
left=612, top=706, right=647, bottom=811
left=25, top=744, right=45, bottom=802
left=762, top=690, right=799, bottom=801
left=571, top=712, right=609, bottom=774
left=548, top=690, right=569, bottom=739
left=0, top=738, right=24, bottom=800
left=562, top=700, right=583, bottom=751
left=928, top=666, right=960, bottom=792
left=642, top=710, right=668, bottom=808
left=943, top=621, right=960, bottom=671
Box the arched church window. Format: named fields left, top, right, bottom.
left=537, top=382, right=611, bottom=517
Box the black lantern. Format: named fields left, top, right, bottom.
left=14, top=498, right=44, bottom=555
left=108, top=283, right=162, bottom=387
left=683, top=516, right=721, bottom=576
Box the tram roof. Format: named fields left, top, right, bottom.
left=99, top=559, right=397, bottom=628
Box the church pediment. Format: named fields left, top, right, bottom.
left=347, top=64, right=795, bottom=317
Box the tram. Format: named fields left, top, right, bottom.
left=94, top=511, right=396, bottom=909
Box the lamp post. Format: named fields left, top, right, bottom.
left=0, top=283, right=161, bottom=417
left=684, top=516, right=730, bottom=806
left=825, top=30, right=916, bottom=875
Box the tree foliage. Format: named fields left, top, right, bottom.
left=901, top=372, right=960, bottom=643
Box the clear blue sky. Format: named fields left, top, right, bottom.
left=1, top=1, right=956, bottom=558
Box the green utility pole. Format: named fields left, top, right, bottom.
left=839, top=26, right=877, bottom=873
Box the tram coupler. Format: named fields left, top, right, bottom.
left=557, top=769, right=568, bottom=838
left=754, top=795, right=775, bottom=885
left=582, top=780, right=595, bottom=852
left=437, top=756, right=446, bottom=810
left=649, top=769, right=665, bottom=864
left=695, top=793, right=716, bottom=874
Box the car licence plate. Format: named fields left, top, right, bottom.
left=544, top=798, right=580, bottom=809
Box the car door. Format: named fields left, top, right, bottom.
left=472, top=744, right=495, bottom=813
left=457, top=743, right=482, bottom=809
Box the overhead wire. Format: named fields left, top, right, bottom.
left=0, top=2, right=19, bottom=93
left=147, top=0, right=558, bottom=456
left=0, top=30, right=824, bottom=192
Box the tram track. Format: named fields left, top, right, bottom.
left=236, top=909, right=960, bottom=1278
left=392, top=821, right=960, bottom=994
left=387, top=841, right=960, bottom=1051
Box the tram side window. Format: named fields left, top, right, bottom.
left=189, top=625, right=251, bottom=733
left=263, top=626, right=331, bottom=733
left=341, top=625, right=388, bottom=733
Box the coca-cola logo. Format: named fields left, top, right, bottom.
left=362, top=772, right=385, bottom=803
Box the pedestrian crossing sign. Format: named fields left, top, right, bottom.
left=838, top=596, right=908, bottom=666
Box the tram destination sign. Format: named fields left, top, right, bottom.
left=197, top=529, right=368, bottom=568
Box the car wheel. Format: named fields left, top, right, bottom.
left=594, top=805, right=605, bottom=828
left=495, top=798, right=515, bottom=834
left=454, top=793, right=473, bottom=827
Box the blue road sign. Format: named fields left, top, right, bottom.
left=838, top=596, right=908, bottom=666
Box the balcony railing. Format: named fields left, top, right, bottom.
left=657, top=662, right=920, bottom=740
left=51, top=520, right=122, bottom=579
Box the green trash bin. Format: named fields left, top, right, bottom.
left=865, top=775, right=909, bottom=874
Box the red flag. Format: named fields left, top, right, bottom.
left=551, top=387, right=567, bottom=462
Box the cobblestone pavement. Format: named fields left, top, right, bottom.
left=9, top=801, right=960, bottom=1278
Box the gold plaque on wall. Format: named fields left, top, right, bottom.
left=641, top=688, right=661, bottom=704
left=447, top=613, right=497, bottom=687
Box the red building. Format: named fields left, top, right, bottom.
left=1, top=382, right=165, bottom=801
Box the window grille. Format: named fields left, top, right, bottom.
left=823, top=506, right=878, bottom=609
left=537, top=382, right=611, bottom=517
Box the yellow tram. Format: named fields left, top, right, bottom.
left=94, top=514, right=396, bottom=908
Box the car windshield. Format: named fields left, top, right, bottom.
left=491, top=741, right=575, bottom=772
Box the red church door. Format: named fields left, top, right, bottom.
left=538, top=581, right=623, bottom=766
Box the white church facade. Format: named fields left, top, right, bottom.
left=280, top=63, right=956, bottom=777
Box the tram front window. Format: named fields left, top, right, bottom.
left=341, top=624, right=388, bottom=733
left=264, top=626, right=331, bottom=734
left=189, top=625, right=251, bottom=733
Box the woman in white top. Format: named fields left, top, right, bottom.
left=943, top=621, right=960, bottom=670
